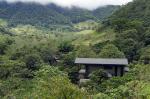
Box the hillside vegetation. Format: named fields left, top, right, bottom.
left=0, top=0, right=150, bottom=98
left=93, top=5, right=120, bottom=21
left=0, top=1, right=119, bottom=27
left=110, top=0, right=150, bottom=26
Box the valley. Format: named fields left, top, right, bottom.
left=0, top=0, right=150, bottom=98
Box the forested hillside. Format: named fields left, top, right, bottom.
left=93, top=5, right=120, bottom=21
left=0, top=2, right=70, bottom=26
left=47, top=4, right=96, bottom=23
left=0, top=1, right=119, bottom=27
left=103, top=0, right=150, bottom=62
left=110, top=0, right=150, bottom=26
left=85, top=0, right=150, bottom=97
left=0, top=0, right=150, bottom=98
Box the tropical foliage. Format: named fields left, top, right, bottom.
left=0, top=0, right=150, bottom=98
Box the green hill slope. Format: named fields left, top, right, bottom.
left=0, top=2, right=70, bottom=27
left=105, top=0, right=150, bottom=61
left=93, top=5, right=120, bottom=21
left=0, top=1, right=119, bottom=27
left=110, top=0, right=150, bottom=26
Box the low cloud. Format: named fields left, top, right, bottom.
left=5, top=0, right=133, bottom=10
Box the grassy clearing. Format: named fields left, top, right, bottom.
left=8, top=22, right=115, bottom=46
left=72, top=28, right=115, bottom=45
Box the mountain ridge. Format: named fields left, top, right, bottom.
left=0, top=1, right=119, bottom=27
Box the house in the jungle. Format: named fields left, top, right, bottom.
left=75, top=58, right=129, bottom=83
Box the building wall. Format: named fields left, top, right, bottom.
left=86, top=65, right=124, bottom=77
left=86, top=65, right=116, bottom=77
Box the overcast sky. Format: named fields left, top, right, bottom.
left=5, top=0, right=133, bottom=10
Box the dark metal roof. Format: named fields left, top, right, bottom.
left=75, top=58, right=128, bottom=65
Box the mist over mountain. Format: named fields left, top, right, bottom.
left=5, top=0, right=132, bottom=10
left=0, top=1, right=119, bottom=27
left=0, top=0, right=150, bottom=99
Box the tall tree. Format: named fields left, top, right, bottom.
left=99, top=44, right=125, bottom=58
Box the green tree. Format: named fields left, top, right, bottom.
left=139, top=46, right=150, bottom=64
left=0, top=36, right=13, bottom=55
left=76, top=45, right=97, bottom=58
left=92, top=41, right=110, bottom=53
left=58, top=41, right=74, bottom=53
left=89, top=69, right=108, bottom=84
left=40, top=47, right=55, bottom=65
left=7, top=66, right=87, bottom=99
left=84, top=69, right=109, bottom=93
left=62, top=52, right=76, bottom=66
left=0, top=59, right=28, bottom=79
left=61, top=52, right=79, bottom=84
left=114, top=38, right=139, bottom=61
left=99, top=44, right=125, bottom=58
left=24, top=54, right=42, bottom=70
left=93, top=93, right=111, bottom=99
left=111, top=18, right=130, bottom=32
left=144, top=28, right=150, bottom=45
left=121, top=29, right=139, bottom=40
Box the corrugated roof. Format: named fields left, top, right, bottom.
left=75, top=58, right=128, bottom=65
